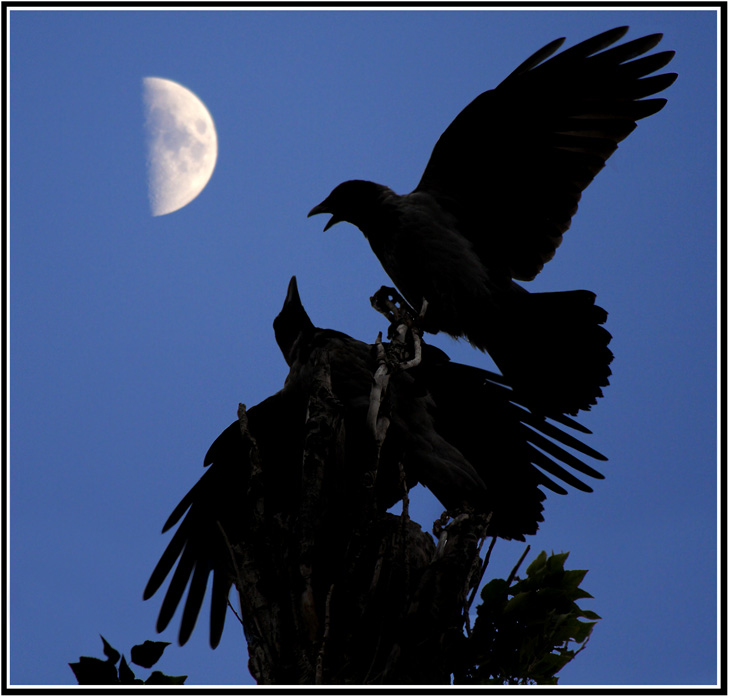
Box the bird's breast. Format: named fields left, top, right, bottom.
left=363, top=196, right=499, bottom=330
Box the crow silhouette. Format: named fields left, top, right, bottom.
left=144, top=277, right=606, bottom=648
left=309, top=27, right=676, bottom=416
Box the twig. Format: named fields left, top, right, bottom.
left=463, top=513, right=492, bottom=603
left=398, top=460, right=410, bottom=523
left=220, top=404, right=262, bottom=633
left=464, top=535, right=497, bottom=637
left=397, top=460, right=411, bottom=624
left=218, top=520, right=261, bottom=644
left=227, top=599, right=243, bottom=627
left=506, top=545, right=531, bottom=587
left=433, top=512, right=470, bottom=559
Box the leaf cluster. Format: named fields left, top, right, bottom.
left=457, top=550, right=600, bottom=685
left=69, top=636, right=186, bottom=685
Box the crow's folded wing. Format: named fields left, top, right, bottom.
left=414, top=26, right=676, bottom=282
left=414, top=348, right=606, bottom=539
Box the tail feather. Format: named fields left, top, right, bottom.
left=487, top=289, right=613, bottom=416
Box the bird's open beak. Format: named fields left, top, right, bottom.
left=307, top=203, right=338, bottom=231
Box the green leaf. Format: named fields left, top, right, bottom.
left=531, top=651, right=566, bottom=676
left=571, top=590, right=595, bottom=602
left=504, top=590, right=530, bottom=614
left=480, top=578, right=509, bottom=606
left=130, top=640, right=171, bottom=669
left=99, top=635, right=121, bottom=665
left=145, top=670, right=187, bottom=685
left=569, top=623, right=594, bottom=645
left=562, top=569, right=588, bottom=588
left=69, top=656, right=119, bottom=685
left=537, top=675, right=559, bottom=685
left=525, top=550, right=547, bottom=576
left=466, top=550, right=601, bottom=685
left=546, top=552, right=569, bottom=573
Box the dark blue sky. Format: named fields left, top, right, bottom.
left=8, top=6, right=718, bottom=687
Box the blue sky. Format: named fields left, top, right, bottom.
left=8, top=6, right=719, bottom=687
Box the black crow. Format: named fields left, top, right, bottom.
left=273, top=277, right=490, bottom=514
left=144, top=277, right=606, bottom=648
left=309, top=27, right=677, bottom=416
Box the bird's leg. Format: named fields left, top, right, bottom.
left=367, top=333, right=392, bottom=447
left=392, top=298, right=426, bottom=371
left=370, top=286, right=423, bottom=338
left=365, top=296, right=424, bottom=520
left=370, top=286, right=425, bottom=371
left=398, top=331, right=422, bottom=371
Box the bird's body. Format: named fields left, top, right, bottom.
left=309, top=27, right=677, bottom=416
left=362, top=186, right=501, bottom=333
left=275, top=275, right=492, bottom=513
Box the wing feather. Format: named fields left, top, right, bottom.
left=415, top=27, right=676, bottom=281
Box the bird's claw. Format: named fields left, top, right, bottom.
left=370, top=286, right=424, bottom=373
left=370, top=286, right=425, bottom=348
left=369, top=286, right=411, bottom=326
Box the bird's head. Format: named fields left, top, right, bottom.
left=273, top=276, right=316, bottom=367
left=308, top=180, right=389, bottom=232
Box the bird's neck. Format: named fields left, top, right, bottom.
left=354, top=187, right=400, bottom=243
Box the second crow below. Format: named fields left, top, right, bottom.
left=144, top=277, right=607, bottom=649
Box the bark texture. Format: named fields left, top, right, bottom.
left=228, top=307, right=488, bottom=685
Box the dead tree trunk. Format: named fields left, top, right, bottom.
left=226, top=297, right=488, bottom=685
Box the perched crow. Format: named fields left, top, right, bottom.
left=309, top=27, right=676, bottom=416
left=273, top=277, right=490, bottom=514
left=144, top=277, right=606, bottom=648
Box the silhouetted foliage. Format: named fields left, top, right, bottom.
left=457, top=550, right=600, bottom=684
left=69, top=636, right=185, bottom=685
left=73, top=548, right=598, bottom=685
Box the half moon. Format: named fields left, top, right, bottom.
left=142, top=77, right=218, bottom=216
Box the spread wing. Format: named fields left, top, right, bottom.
left=143, top=392, right=305, bottom=648
left=142, top=420, right=246, bottom=649
left=414, top=26, right=677, bottom=281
